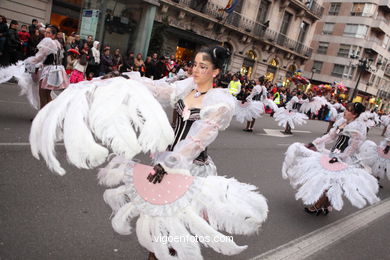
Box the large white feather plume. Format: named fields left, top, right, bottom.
left=29, top=77, right=174, bottom=175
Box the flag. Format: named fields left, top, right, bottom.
left=225, top=0, right=239, bottom=13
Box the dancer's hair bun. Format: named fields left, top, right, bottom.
left=353, top=102, right=365, bottom=115
left=198, top=46, right=230, bottom=70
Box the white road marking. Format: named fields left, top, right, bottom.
left=259, top=129, right=312, bottom=137
left=250, top=198, right=390, bottom=260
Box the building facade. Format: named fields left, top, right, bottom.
left=2, top=0, right=325, bottom=85
left=304, top=0, right=390, bottom=110
left=1, top=0, right=53, bottom=25
left=154, top=0, right=324, bottom=82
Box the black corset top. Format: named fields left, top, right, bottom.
left=168, top=99, right=207, bottom=162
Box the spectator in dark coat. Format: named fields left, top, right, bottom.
left=99, top=47, right=113, bottom=76
left=7, top=20, right=22, bottom=64
left=153, top=56, right=167, bottom=80
left=28, top=19, right=38, bottom=35
left=144, top=56, right=154, bottom=78
left=0, top=16, right=8, bottom=56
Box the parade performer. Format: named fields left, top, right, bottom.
left=360, top=110, right=380, bottom=133
left=380, top=114, right=390, bottom=137
left=300, top=94, right=326, bottom=119
left=0, top=25, right=69, bottom=109
left=29, top=46, right=268, bottom=260
left=235, top=77, right=267, bottom=132
left=360, top=125, right=390, bottom=185
left=274, top=91, right=308, bottom=135
left=283, top=102, right=379, bottom=215
left=324, top=99, right=345, bottom=134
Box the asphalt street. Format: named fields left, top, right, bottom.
left=0, top=82, right=389, bottom=260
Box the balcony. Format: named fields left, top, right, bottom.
left=161, top=0, right=313, bottom=58
left=371, top=18, right=388, bottom=34
left=289, top=0, right=324, bottom=20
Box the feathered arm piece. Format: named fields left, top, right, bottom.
left=155, top=89, right=235, bottom=170
left=124, top=71, right=195, bottom=107
left=30, top=77, right=174, bottom=175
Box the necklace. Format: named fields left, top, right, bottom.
left=194, top=90, right=207, bottom=98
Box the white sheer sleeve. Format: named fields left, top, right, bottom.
left=312, top=118, right=345, bottom=151
left=125, top=71, right=195, bottom=107
left=312, top=128, right=338, bottom=152
left=25, top=38, right=58, bottom=71
left=155, top=88, right=235, bottom=170
left=338, top=120, right=366, bottom=160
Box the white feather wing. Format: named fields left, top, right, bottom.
left=30, top=77, right=174, bottom=175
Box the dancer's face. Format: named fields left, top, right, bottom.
left=343, top=107, right=357, bottom=121
left=192, top=53, right=219, bottom=86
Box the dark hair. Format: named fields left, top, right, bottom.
left=47, top=25, right=58, bottom=35
left=10, top=20, right=18, bottom=27
left=258, top=76, right=266, bottom=84
left=346, top=102, right=365, bottom=117
left=199, top=46, right=230, bottom=70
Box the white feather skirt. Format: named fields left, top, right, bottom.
left=98, top=160, right=268, bottom=260
left=282, top=143, right=380, bottom=210
left=234, top=100, right=264, bottom=124
left=274, top=108, right=308, bottom=129
left=360, top=140, right=390, bottom=180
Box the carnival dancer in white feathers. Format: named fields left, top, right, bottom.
left=29, top=46, right=268, bottom=260
left=324, top=99, right=345, bottom=134
left=300, top=93, right=327, bottom=119
left=274, top=91, right=308, bottom=135
left=235, top=76, right=267, bottom=132
left=360, top=110, right=380, bottom=133
left=283, top=102, right=379, bottom=215
left=0, top=25, right=69, bottom=109
left=380, top=114, right=390, bottom=137
left=360, top=123, right=390, bottom=186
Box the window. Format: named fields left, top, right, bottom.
left=344, top=66, right=356, bottom=79
left=280, top=12, right=292, bottom=35
left=256, top=0, right=270, bottom=24
left=332, top=64, right=345, bottom=77
left=328, top=2, right=341, bottom=15
left=297, top=21, right=309, bottom=43
left=343, top=24, right=368, bottom=38
left=351, top=3, right=375, bottom=17
left=383, top=35, right=390, bottom=49
left=322, top=23, right=334, bottom=35
left=317, top=42, right=329, bottom=54
left=337, top=44, right=351, bottom=57
left=312, top=61, right=323, bottom=73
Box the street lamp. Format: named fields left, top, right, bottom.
left=310, top=68, right=316, bottom=81
left=348, top=57, right=373, bottom=102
